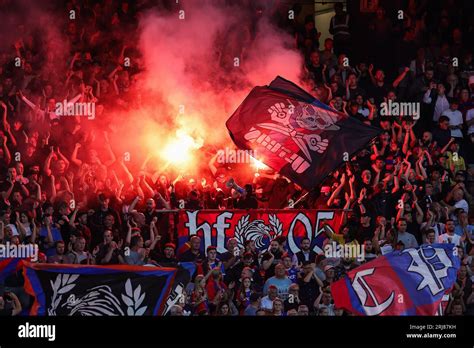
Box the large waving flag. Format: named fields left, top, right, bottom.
left=226, top=76, right=382, bottom=190
left=331, top=244, right=460, bottom=316
left=23, top=263, right=177, bottom=316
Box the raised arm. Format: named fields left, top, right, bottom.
left=3, top=120, right=17, bottom=148
left=69, top=204, right=79, bottom=227
left=0, top=134, right=11, bottom=165
left=118, top=158, right=134, bottom=184
left=110, top=74, right=120, bottom=96
left=416, top=157, right=428, bottom=180
left=18, top=90, right=40, bottom=110
left=372, top=166, right=381, bottom=188
left=0, top=101, right=7, bottom=125
left=71, top=143, right=83, bottom=167
left=30, top=222, right=37, bottom=244
left=368, top=64, right=377, bottom=85
left=324, top=84, right=332, bottom=104
left=367, top=99, right=375, bottom=121
left=372, top=228, right=381, bottom=255
left=422, top=87, right=433, bottom=104
left=15, top=212, right=27, bottom=241
left=440, top=137, right=456, bottom=154
left=56, top=147, right=70, bottom=169
left=102, top=132, right=116, bottom=167
left=140, top=175, right=155, bottom=198
left=149, top=218, right=162, bottom=251
left=155, top=191, right=171, bottom=210
left=424, top=150, right=433, bottom=166
left=128, top=196, right=142, bottom=214
left=403, top=159, right=412, bottom=179
left=392, top=170, right=400, bottom=193
left=392, top=67, right=410, bottom=88
left=209, top=152, right=219, bottom=176
left=44, top=218, right=54, bottom=245
left=327, top=174, right=346, bottom=207
left=414, top=200, right=424, bottom=224
left=50, top=175, right=57, bottom=203
left=348, top=175, right=356, bottom=202
left=69, top=52, right=81, bottom=70
left=402, top=129, right=410, bottom=155
left=357, top=188, right=367, bottom=215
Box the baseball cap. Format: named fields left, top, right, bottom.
left=206, top=245, right=217, bottom=253
left=324, top=265, right=335, bottom=272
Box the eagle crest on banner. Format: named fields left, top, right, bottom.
left=234, top=214, right=283, bottom=249
left=48, top=275, right=148, bottom=316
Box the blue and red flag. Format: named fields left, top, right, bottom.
left=23, top=262, right=178, bottom=316
left=331, top=244, right=460, bottom=316
left=0, top=258, right=24, bottom=283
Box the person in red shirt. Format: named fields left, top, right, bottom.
left=206, top=268, right=231, bottom=313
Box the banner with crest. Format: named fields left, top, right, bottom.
left=176, top=209, right=344, bottom=255
left=23, top=263, right=177, bottom=316
left=331, top=244, right=460, bottom=316
left=226, top=76, right=381, bottom=190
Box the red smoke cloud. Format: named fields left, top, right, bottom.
left=106, top=0, right=305, bottom=174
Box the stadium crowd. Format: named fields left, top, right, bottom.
left=0, top=0, right=473, bottom=316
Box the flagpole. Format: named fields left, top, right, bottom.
left=285, top=190, right=310, bottom=208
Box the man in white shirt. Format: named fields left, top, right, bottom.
left=452, top=188, right=469, bottom=215
left=260, top=286, right=278, bottom=312
left=466, top=108, right=474, bottom=136
left=438, top=219, right=462, bottom=246
left=441, top=101, right=463, bottom=138
left=423, top=82, right=450, bottom=123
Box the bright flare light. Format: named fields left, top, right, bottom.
left=161, top=130, right=203, bottom=167
left=250, top=156, right=269, bottom=170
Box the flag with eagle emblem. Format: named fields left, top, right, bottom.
left=23, top=262, right=177, bottom=316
